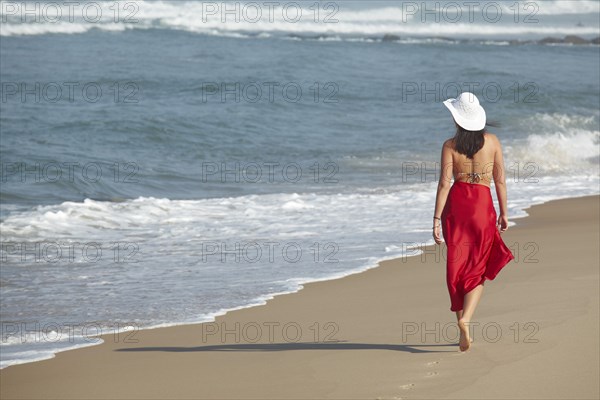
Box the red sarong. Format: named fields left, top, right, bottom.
left=441, top=181, right=515, bottom=312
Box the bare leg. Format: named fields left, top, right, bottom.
left=454, top=310, right=468, bottom=349
left=455, top=310, right=463, bottom=321
left=455, top=309, right=469, bottom=351
left=458, top=284, right=485, bottom=351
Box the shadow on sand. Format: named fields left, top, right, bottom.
left=116, top=341, right=457, bottom=354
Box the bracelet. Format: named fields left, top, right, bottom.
left=433, top=217, right=441, bottom=221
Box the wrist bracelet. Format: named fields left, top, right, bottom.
left=433, top=216, right=441, bottom=220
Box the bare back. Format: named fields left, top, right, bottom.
left=446, top=133, right=503, bottom=187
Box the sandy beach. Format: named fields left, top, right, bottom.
left=1, top=194, right=598, bottom=399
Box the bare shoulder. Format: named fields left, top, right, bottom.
left=484, top=132, right=502, bottom=147
left=484, top=132, right=498, bottom=141
left=442, top=138, right=454, bottom=149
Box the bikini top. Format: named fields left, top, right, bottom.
left=457, top=171, right=492, bottom=184
left=456, top=159, right=493, bottom=184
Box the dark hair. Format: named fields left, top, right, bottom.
left=452, top=121, right=499, bottom=159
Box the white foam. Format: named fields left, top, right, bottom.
left=0, top=335, right=104, bottom=369
left=533, top=0, right=600, bottom=15
left=504, top=113, right=600, bottom=174
left=1, top=1, right=598, bottom=38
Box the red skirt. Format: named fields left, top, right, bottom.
left=441, top=181, right=515, bottom=312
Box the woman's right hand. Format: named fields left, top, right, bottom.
left=497, top=214, right=509, bottom=232
left=433, top=224, right=443, bottom=245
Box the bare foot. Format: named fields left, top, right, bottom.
left=458, top=319, right=471, bottom=352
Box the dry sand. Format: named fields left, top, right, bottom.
left=1, top=195, right=598, bottom=399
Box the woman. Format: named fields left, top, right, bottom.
left=432, top=92, right=515, bottom=352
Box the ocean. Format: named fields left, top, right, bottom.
left=1, top=0, right=599, bottom=368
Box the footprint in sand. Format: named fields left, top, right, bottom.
left=426, top=361, right=439, bottom=367
left=426, top=371, right=439, bottom=377
left=399, top=383, right=415, bottom=390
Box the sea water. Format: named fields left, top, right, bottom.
left=1, top=0, right=599, bottom=368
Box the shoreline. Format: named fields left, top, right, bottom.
left=1, top=195, right=599, bottom=399
left=1, top=192, right=593, bottom=370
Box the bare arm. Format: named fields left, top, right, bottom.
left=492, top=135, right=509, bottom=231
left=433, top=141, right=453, bottom=244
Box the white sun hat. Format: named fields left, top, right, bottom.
left=443, top=92, right=487, bottom=131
